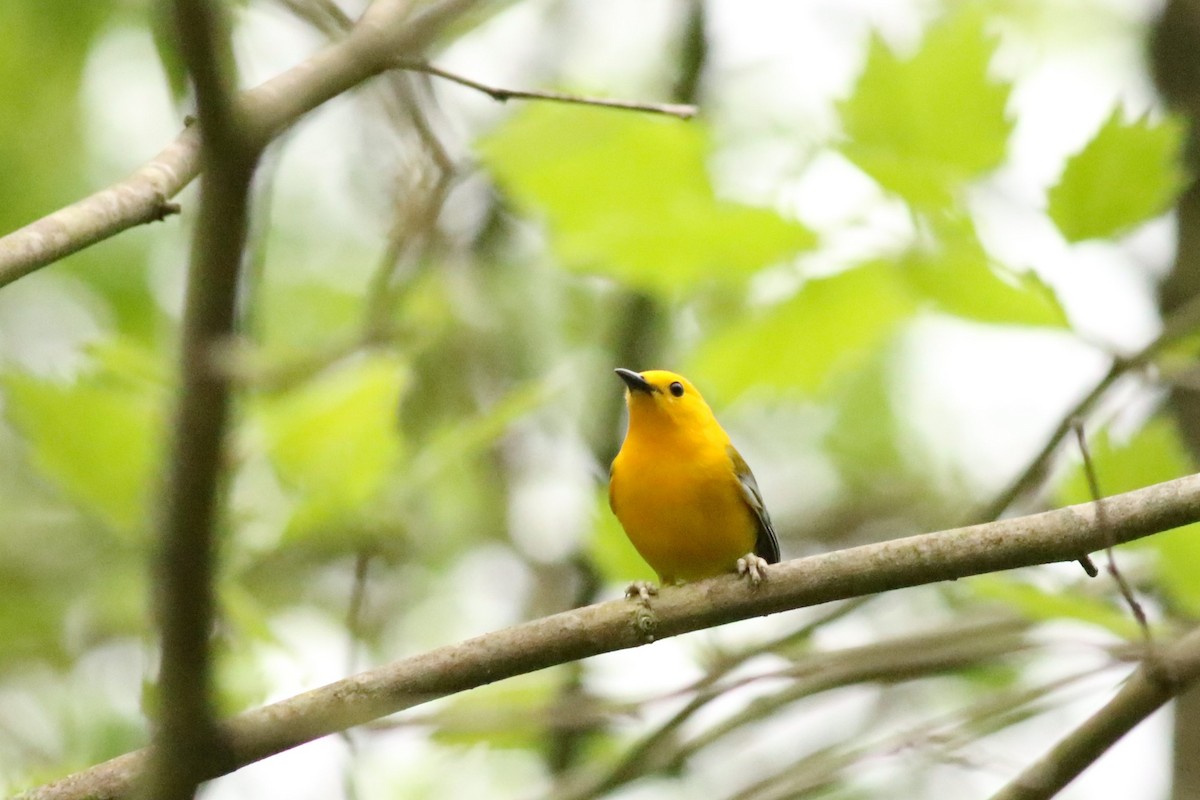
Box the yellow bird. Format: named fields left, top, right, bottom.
left=609, top=368, right=780, bottom=593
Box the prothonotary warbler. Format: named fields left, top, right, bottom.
left=609, top=368, right=780, bottom=596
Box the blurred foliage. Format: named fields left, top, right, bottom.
left=257, top=355, right=407, bottom=539
left=693, top=261, right=919, bottom=396
left=478, top=105, right=815, bottom=294
left=0, top=1, right=115, bottom=233
left=901, top=216, right=1068, bottom=327
left=970, top=576, right=1145, bottom=640
left=839, top=5, right=1012, bottom=209
left=1048, top=108, right=1187, bottom=243
left=3, top=339, right=168, bottom=537
left=0, top=0, right=1195, bottom=797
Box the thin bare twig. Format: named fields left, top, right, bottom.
left=990, top=625, right=1200, bottom=800
left=1064, top=419, right=1101, bottom=577
left=0, top=0, right=483, bottom=285
left=545, top=556, right=605, bottom=775
left=667, top=617, right=1032, bottom=773
left=551, top=598, right=873, bottom=800
left=344, top=550, right=374, bottom=674
left=339, top=550, right=373, bottom=800
left=1071, top=420, right=1151, bottom=641
left=981, top=290, right=1200, bottom=522
left=20, top=470, right=1200, bottom=800
left=269, top=2, right=465, bottom=347
left=273, top=0, right=353, bottom=38
left=733, top=668, right=1107, bottom=800
left=397, top=60, right=699, bottom=119
left=362, top=165, right=458, bottom=334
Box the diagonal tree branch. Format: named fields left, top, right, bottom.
left=989, top=625, right=1200, bottom=800
left=0, top=0, right=482, bottom=287
left=0, top=0, right=702, bottom=287
left=18, top=470, right=1200, bottom=800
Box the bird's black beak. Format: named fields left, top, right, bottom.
left=615, top=368, right=654, bottom=394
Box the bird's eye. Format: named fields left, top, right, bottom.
left=669, top=381, right=684, bottom=397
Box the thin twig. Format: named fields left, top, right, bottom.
left=339, top=550, right=373, bottom=800
left=666, top=617, right=1032, bottom=773
left=732, top=668, right=1108, bottom=800
left=22, top=470, right=1200, bottom=800
left=344, top=550, right=374, bottom=675
left=273, top=0, right=353, bottom=38
left=1071, top=420, right=1152, bottom=641
left=981, top=289, right=1200, bottom=522
left=391, top=71, right=457, bottom=175
left=362, top=166, right=458, bottom=334
left=397, top=60, right=699, bottom=119
left=552, top=598, right=873, bottom=800
left=272, top=6, right=463, bottom=341
left=0, top=0, right=483, bottom=285
left=545, top=556, right=605, bottom=775
left=989, top=624, right=1200, bottom=800
left=1066, top=419, right=1101, bottom=577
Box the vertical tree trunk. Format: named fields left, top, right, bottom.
left=1150, top=3, right=1200, bottom=797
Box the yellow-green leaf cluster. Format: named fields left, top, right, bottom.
left=479, top=105, right=815, bottom=295
left=257, top=356, right=406, bottom=538
left=1047, top=108, right=1187, bottom=242
left=840, top=5, right=1013, bottom=208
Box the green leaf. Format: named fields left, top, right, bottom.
left=971, top=576, right=1143, bottom=639
left=1047, top=108, right=1186, bottom=242
left=430, top=672, right=560, bottom=751
left=694, top=221, right=1066, bottom=399
left=0, top=1, right=115, bottom=233
left=406, top=374, right=561, bottom=492
left=903, top=217, right=1068, bottom=327
left=0, top=574, right=72, bottom=665
left=821, top=342, right=963, bottom=525
left=258, top=282, right=364, bottom=355
left=1152, top=525, right=1200, bottom=617
left=257, top=356, right=406, bottom=537
left=1153, top=329, right=1200, bottom=380
left=3, top=342, right=167, bottom=536
left=691, top=261, right=918, bottom=396
left=478, top=105, right=815, bottom=294
left=840, top=6, right=1013, bottom=208
left=822, top=343, right=906, bottom=493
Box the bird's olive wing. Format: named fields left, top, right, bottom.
left=728, top=446, right=780, bottom=564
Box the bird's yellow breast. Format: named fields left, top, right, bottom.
left=610, top=426, right=758, bottom=583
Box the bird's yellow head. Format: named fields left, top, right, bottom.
left=614, top=368, right=720, bottom=436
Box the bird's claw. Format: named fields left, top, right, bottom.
left=737, top=553, right=770, bottom=586
left=625, top=580, right=658, bottom=605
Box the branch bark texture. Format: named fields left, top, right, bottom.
left=146, top=1, right=257, bottom=799
left=19, top=470, right=1200, bottom=800
left=990, top=625, right=1200, bottom=800
left=0, top=0, right=481, bottom=286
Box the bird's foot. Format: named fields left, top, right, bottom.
left=625, top=581, right=659, bottom=605
left=737, top=553, right=770, bottom=586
